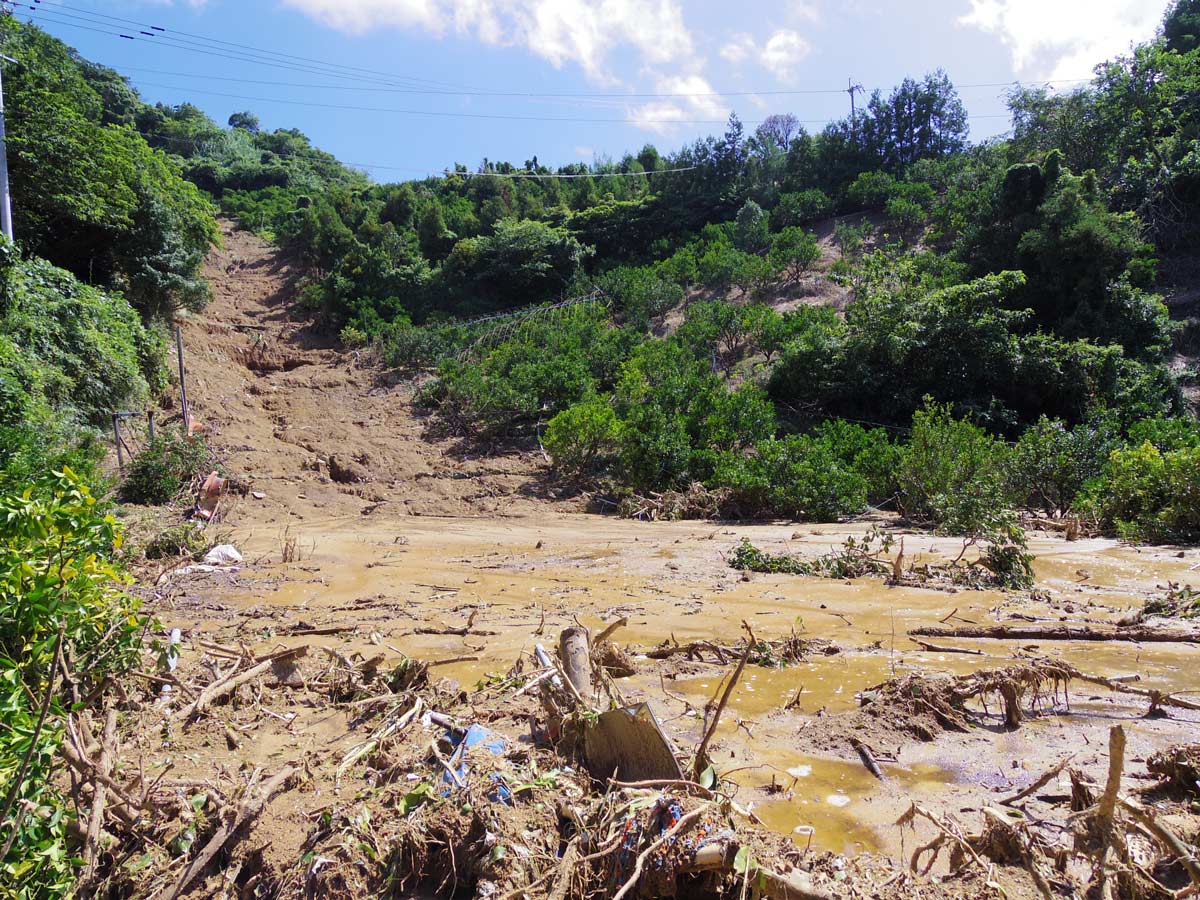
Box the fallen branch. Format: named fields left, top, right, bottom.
left=80, top=709, right=117, bottom=887
left=1119, top=796, right=1200, bottom=890
left=1000, top=756, right=1074, bottom=806
left=158, top=763, right=300, bottom=900
left=850, top=737, right=886, bottom=781
left=592, top=617, right=628, bottom=647
left=611, top=806, right=708, bottom=900
left=910, top=623, right=1200, bottom=644
left=692, top=642, right=751, bottom=780
left=175, top=646, right=308, bottom=721
left=686, top=841, right=834, bottom=900
left=910, top=638, right=984, bottom=656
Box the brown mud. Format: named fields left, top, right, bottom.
left=103, top=224, right=1200, bottom=899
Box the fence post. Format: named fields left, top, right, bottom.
left=147, top=409, right=156, bottom=443
left=112, top=414, right=124, bottom=472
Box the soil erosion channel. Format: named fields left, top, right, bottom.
left=147, top=222, right=1199, bottom=886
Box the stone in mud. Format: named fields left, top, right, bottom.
left=328, top=454, right=371, bottom=484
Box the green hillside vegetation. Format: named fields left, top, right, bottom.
left=2, top=7, right=1198, bottom=544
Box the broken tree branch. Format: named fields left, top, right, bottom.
left=910, top=623, right=1199, bottom=644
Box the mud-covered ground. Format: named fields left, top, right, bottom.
left=105, top=223, right=1200, bottom=899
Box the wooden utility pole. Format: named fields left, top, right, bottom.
left=847, top=77, right=864, bottom=142
left=0, top=51, right=15, bottom=243
left=175, top=325, right=191, bottom=432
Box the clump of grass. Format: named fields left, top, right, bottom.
left=141, top=522, right=210, bottom=560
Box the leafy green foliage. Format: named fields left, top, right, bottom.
left=0, top=470, right=147, bottom=896
left=421, top=309, right=638, bottom=438
left=543, top=396, right=621, bottom=476
left=1006, top=416, right=1120, bottom=515
left=0, top=252, right=158, bottom=427
left=896, top=401, right=1013, bottom=537
left=3, top=18, right=217, bottom=319
left=119, top=429, right=216, bottom=505
left=1077, top=442, right=1200, bottom=542
left=769, top=228, right=820, bottom=283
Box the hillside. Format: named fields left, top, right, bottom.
left=180, top=221, right=555, bottom=520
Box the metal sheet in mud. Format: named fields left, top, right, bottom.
left=583, top=703, right=684, bottom=782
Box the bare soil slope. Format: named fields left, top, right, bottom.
left=177, top=220, right=556, bottom=523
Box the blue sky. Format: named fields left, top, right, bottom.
left=17, top=0, right=1170, bottom=182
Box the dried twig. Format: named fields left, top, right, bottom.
left=692, top=642, right=751, bottom=780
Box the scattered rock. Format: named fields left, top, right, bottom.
left=328, top=454, right=371, bottom=484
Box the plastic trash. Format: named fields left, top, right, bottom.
left=204, top=544, right=243, bottom=566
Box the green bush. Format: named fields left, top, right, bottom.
left=769, top=227, right=820, bottom=283
left=0, top=470, right=147, bottom=897
left=544, top=396, right=621, bottom=476
left=1006, top=416, right=1119, bottom=515
left=423, top=310, right=638, bottom=438
left=119, top=429, right=215, bottom=505
left=596, top=266, right=683, bottom=330
left=846, top=171, right=897, bottom=210
left=1, top=255, right=157, bottom=427
left=1077, top=442, right=1200, bottom=542
left=771, top=190, right=832, bottom=230
left=896, top=401, right=1011, bottom=537
left=613, top=341, right=775, bottom=492
left=711, top=434, right=868, bottom=520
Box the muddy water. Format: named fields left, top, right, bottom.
left=199, top=513, right=1199, bottom=855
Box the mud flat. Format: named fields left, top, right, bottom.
left=93, top=508, right=1200, bottom=899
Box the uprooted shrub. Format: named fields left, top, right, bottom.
left=119, top=428, right=216, bottom=505
left=730, top=525, right=1033, bottom=591
left=140, top=522, right=211, bottom=560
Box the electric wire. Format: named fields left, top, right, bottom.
left=17, top=2, right=1094, bottom=101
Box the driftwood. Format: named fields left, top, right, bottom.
left=692, top=642, right=751, bottom=780
left=158, top=764, right=300, bottom=900
left=1000, top=756, right=1074, bottom=806
left=850, top=737, right=886, bottom=780
left=80, top=710, right=117, bottom=889
left=686, top=842, right=835, bottom=900
left=414, top=608, right=498, bottom=636
left=559, top=626, right=592, bottom=697
left=910, top=638, right=984, bottom=656
left=910, top=623, right=1199, bottom=644
left=175, top=646, right=308, bottom=721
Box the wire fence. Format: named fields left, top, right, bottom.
left=456, top=290, right=611, bottom=362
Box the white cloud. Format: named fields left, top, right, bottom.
left=760, top=29, right=811, bottom=81
left=575, top=146, right=595, bottom=157
left=626, top=74, right=729, bottom=134
left=716, top=28, right=812, bottom=83
left=719, top=32, right=755, bottom=64
left=279, top=0, right=694, bottom=83
left=959, top=0, right=1163, bottom=81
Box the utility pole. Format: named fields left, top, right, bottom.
left=0, top=2, right=13, bottom=242
left=847, top=77, right=864, bottom=143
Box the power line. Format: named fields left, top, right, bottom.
left=105, top=65, right=1095, bottom=100
left=23, top=0, right=470, bottom=90
left=18, top=2, right=1094, bottom=102
left=135, top=128, right=696, bottom=179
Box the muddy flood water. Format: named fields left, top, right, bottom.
left=158, top=510, right=1200, bottom=859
